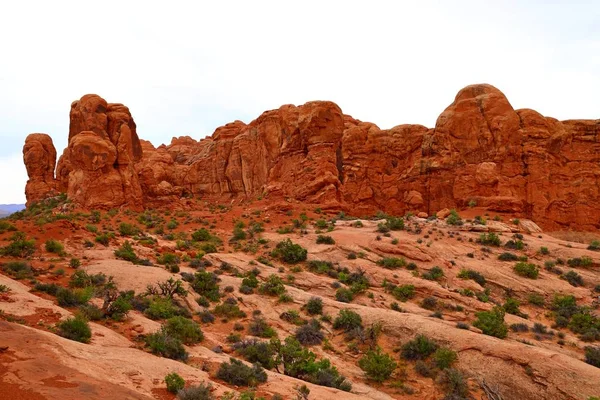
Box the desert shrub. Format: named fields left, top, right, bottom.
left=415, top=360, right=434, bottom=377
left=456, top=322, right=470, bottom=330
left=473, top=307, right=507, bottom=338
left=584, top=346, right=600, bottom=368
left=0, top=220, right=16, bottom=234
left=1, top=232, right=36, bottom=257
left=118, top=222, right=139, bottom=237
left=69, top=270, right=107, bottom=288
left=231, top=221, right=247, bottom=242
left=457, top=269, right=486, bottom=286
left=78, top=303, right=104, bottom=321
left=335, top=287, right=354, bottom=303
left=271, top=239, right=307, bottom=264
left=45, top=239, right=65, bottom=255
left=306, top=297, right=323, bottom=315
left=198, top=309, right=215, bottom=323
left=95, top=233, right=112, bottom=246
left=479, top=233, right=501, bottom=246
left=157, top=252, right=180, bottom=265
left=563, top=270, right=584, bottom=287
left=503, top=297, right=521, bottom=315
left=34, top=282, right=61, bottom=295
left=358, top=347, right=397, bottom=382
left=191, top=271, right=221, bottom=301
left=249, top=316, right=276, bottom=338
left=241, top=274, right=259, bottom=289
left=164, top=316, right=204, bottom=344
left=588, top=240, right=600, bottom=251
left=57, top=287, right=93, bottom=307
left=216, top=358, right=267, bottom=387
left=213, top=301, right=246, bottom=320
left=528, top=293, right=545, bottom=307
left=176, top=383, right=214, bottom=400
left=146, top=329, right=188, bottom=361
left=258, top=274, right=286, bottom=296
left=307, top=260, right=334, bottom=275
left=333, top=309, right=363, bottom=331
left=57, top=316, right=91, bottom=343
left=514, top=262, right=539, bottom=279
left=377, top=257, right=406, bottom=269
left=2, top=261, right=33, bottom=279
left=421, top=296, right=438, bottom=310
left=295, top=320, right=324, bottom=345
left=422, top=266, right=444, bottom=281
left=234, top=339, right=278, bottom=369
left=316, top=235, right=335, bottom=245
left=401, top=335, right=438, bottom=360
left=438, top=368, right=470, bottom=399
left=567, top=257, right=593, bottom=268
left=392, top=284, right=415, bottom=302
left=510, top=323, right=529, bottom=332
left=505, top=239, right=525, bottom=250
left=445, top=210, right=462, bottom=226
left=191, top=228, right=212, bottom=242
left=433, top=347, right=458, bottom=369
left=69, top=258, right=81, bottom=268
left=165, top=372, right=185, bottom=394
left=145, top=297, right=179, bottom=320
left=199, top=243, right=217, bottom=253
left=498, top=252, right=519, bottom=262
left=114, top=241, right=139, bottom=263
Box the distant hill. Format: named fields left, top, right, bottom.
left=0, top=204, right=25, bottom=217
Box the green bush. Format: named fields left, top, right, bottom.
left=78, top=304, right=104, bottom=321
left=498, top=252, right=519, bottom=261
left=438, top=368, right=470, bottom=399
left=333, top=309, right=363, bottom=331
left=433, top=347, right=458, bottom=369
left=584, top=346, right=600, bottom=368
left=295, top=320, right=324, bottom=345
left=114, top=241, right=139, bottom=263
left=216, top=358, right=267, bottom=387
left=248, top=316, right=277, bottom=338
left=479, top=233, right=501, bottom=246
left=191, top=271, right=221, bottom=301
left=505, top=239, right=524, bottom=250
left=422, top=266, right=444, bottom=281
left=316, top=235, right=335, bottom=245
left=145, top=297, right=179, bottom=320
left=69, top=258, right=81, bottom=268
left=57, top=287, right=93, bottom=307
left=563, top=270, right=584, bottom=287
left=457, top=269, right=486, bottom=286
left=446, top=210, right=463, bottom=226
left=527, top=293, right=545, bottom=307
left=587, top=240, right=600, bottom=251
left=306, top=297, right=323, bottom=315
left=514, top=262, right=539, bottom=279
left=164, top=316, right=204, bottom=344
left=191, top=228, right=212, bottom=242
left=145, top=329, right=188, bottom=360
left=358, top=347, right=397, bottom=382
left=271, top=239, right=307, bottom=264
left=377, top=257, right=406, bottom=269
left=213, top=301, right=246, bottom=320
left=392, top=284, right=415, bottom=302
left=176, top=383, right=214, bottom=400
left=95, top=233, right=112, bottom=246
left=118, top=222, right=140, bottom=237
left=503, top=297, right=521, bottom=315
left=157, top=252, right=180, bottom=265
left=1, top=232, right=36, bottom=257
left=165, top=372, right=185, bottom=394
left=258, top=274, right=286, bottom=296
left=335, top=287, right=354, bottom=303
left=401, top=335, right=438, bottom=360
left=384, top=216, right=405, bottom=231
left=2, top=261, right=33, bottom=279
left=57, top=316, right=92, bottom=343
left=567, top=257, right=593, bottom=268
left=45, top=239, right=65, bottom=255
left=473, top=306, right=507, bottom=338
left=234, top=339, right=278, bottom=369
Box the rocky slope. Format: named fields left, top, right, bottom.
left=1, top=200, right=600, bottom=399
left=23, top=84, right=600, bottom=231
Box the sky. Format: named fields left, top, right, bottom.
left=1, top=0, right=599, bottom=204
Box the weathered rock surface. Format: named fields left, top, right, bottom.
left=23, top=85, right=600, bottom=229
left=23, top=133, right=58, bottom=206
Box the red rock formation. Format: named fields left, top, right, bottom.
left=23, top=133, right=58, bottom=205
left=23, top=85, right=600, bottom=230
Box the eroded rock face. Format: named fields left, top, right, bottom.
left=23, top=85, right=600, bottom=230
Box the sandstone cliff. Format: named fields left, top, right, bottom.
left=23, top=84, right=600, bottom=230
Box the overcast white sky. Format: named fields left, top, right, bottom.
left=1, top=0, right=599, bottom=204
